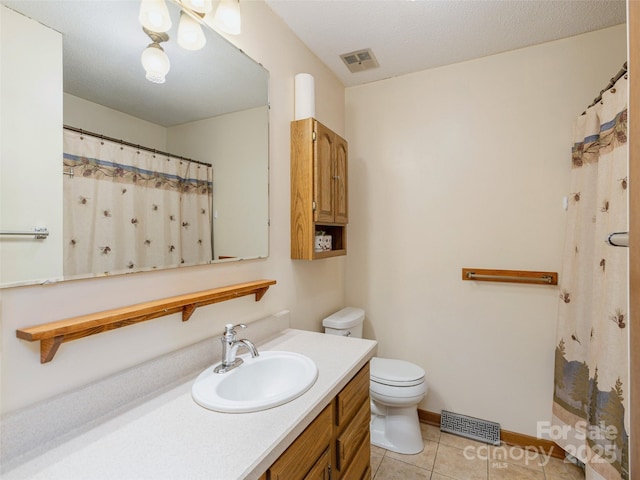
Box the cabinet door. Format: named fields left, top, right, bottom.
left=340, top=432, right=371, bottom=480
left=268, top=403, right=333, bottom=480
left=314, top=122, right=335, bottom=223
left=333, top=134, right=348, bottom=224
left=304, top=448, right=332, bottom=480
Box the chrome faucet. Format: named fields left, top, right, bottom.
left=214, top=323, right=259, bottom=373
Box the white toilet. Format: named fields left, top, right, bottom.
left=323, top=307, right=427, bottom=455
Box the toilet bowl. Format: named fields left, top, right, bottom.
left=322, top=308, right=427, bottom=455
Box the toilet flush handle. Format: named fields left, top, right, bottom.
left=343, top=330, right=351, bottom=337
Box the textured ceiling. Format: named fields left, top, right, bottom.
left=266, top=0, right=627, bottom=87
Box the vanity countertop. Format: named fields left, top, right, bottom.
left=3, top=329, right=377, bottom=480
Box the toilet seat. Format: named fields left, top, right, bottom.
left=370, top=357, right=425, bottom=387
left=370, top=379, right=427, bottom=401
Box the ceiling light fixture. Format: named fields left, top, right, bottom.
left=178, top=11, right=207, bottom=50
left=210, top=0, right=241, bottom=35
left=138, top=0, right=241, bottom=83
left=138, top=0, right=172, bottom=33
left=181, top=0, right=213, bottom=15
left=141, top=27, right=171, bottom=84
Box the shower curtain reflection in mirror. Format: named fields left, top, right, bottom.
left=63, top=129, right=213, bottom=277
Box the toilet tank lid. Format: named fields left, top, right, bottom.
left=322, top=307, right=365, bottom=329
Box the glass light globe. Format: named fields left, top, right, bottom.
left=182, top=0, right=213, bottom=14
left=138, top=0, right=172, bottom=33
left=178, top=12, right=207, bottom=51
left=141, top=44, right=170, bottom=84
left=212, top=0, right=241, bottom=35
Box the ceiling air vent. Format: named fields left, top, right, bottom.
left=340, top=48, right=379, bottom=73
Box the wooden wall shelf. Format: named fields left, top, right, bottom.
left=16, top=279, right=276, bottom=363
left=462, top=268, right=557, bottom=285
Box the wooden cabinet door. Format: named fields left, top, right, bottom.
left=334, top=134, right=348, bottom=224
left=268, top=403, right=333, bottom=480
left=314, top=122, right=335, bottom=223
left=304, top=448, right=332, bottom=480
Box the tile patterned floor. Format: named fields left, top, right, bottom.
left=370, top=424, right=586, bottom=480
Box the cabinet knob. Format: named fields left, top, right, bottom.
left=333, top=175, right=340, bottom=180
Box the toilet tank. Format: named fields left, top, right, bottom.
left=322, top=307, right=365, bottom=338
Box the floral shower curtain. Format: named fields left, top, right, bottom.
left=63, top=129, right=213, bottom=277
left=553, top=75, right=629, bottom=479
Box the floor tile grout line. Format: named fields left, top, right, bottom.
left=372, top=429, right=585, bottom=480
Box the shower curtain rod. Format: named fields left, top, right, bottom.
left=582, top=61, right=628, bottom=114
left=63, top=125, right=212, bottom=168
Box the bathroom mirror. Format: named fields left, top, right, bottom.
left=0, top=0, right=269, bottom=286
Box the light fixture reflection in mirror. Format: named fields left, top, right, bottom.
left=177, top=11, right=207, bottom=51
left=139, top=0, right=172, bottom=32
left=209, top=0, right=241, bottom=35
left=182, top=0, right=213, bottom=15
left=0, top=0, right=269, bottom=288
left=141, top=28, right=171, bottom=83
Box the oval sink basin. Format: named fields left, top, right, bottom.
left=192, top=351, right=318, bottom=413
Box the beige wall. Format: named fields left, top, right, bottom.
left=167, top=106, right=269, bottom=260
left=63, top=93, right=168, bottom=150
left=0, top=7, right=63, bottom=286
left=0, top=1, right=345, bottom=414
left=345, top=25, right=627, bottom=436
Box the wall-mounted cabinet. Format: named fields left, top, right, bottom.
left=291, top=118, right=348, bottom=260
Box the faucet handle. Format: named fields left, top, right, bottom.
left=223, top=323, right=247, bottom=338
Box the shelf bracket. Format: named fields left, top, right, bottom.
left=41, top=336, right=64, bottom=363
left=255, top=287, right=269, bottom=302
left=182, top=304, right=197, bottom=322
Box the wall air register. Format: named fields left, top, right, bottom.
left=340, top=48, right=380, bottom=73
left=440, top=410, right=501, bottom=445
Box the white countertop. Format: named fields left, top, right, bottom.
left=3, top=329, right=377, bottom=480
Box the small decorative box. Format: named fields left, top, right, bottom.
left=315, top=233, right=332, bottom=252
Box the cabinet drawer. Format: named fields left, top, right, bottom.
left=269, top=403, right=333, bottom=480
left=336, top=398, right=370, bottom=471
left=336, top=363, right=370, bottom=428
left=339, top=430, right=371, bottom=480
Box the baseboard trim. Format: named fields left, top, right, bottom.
left=417, top=409, right=565, bottom=459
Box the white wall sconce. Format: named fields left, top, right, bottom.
left=141, top=28, right=171, bottom=83
left=178, top=11, right=207, bottom=50
left=139, top=0, right=172, bottom=33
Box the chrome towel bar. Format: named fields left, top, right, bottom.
left=465, top=272, right=555, bottom=284
left=0, top=228, right=49, bottom=239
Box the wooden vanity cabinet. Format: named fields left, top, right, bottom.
left=291, top=118, right=348, bottom=260
left=265, top=363, right=370, bottom=480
